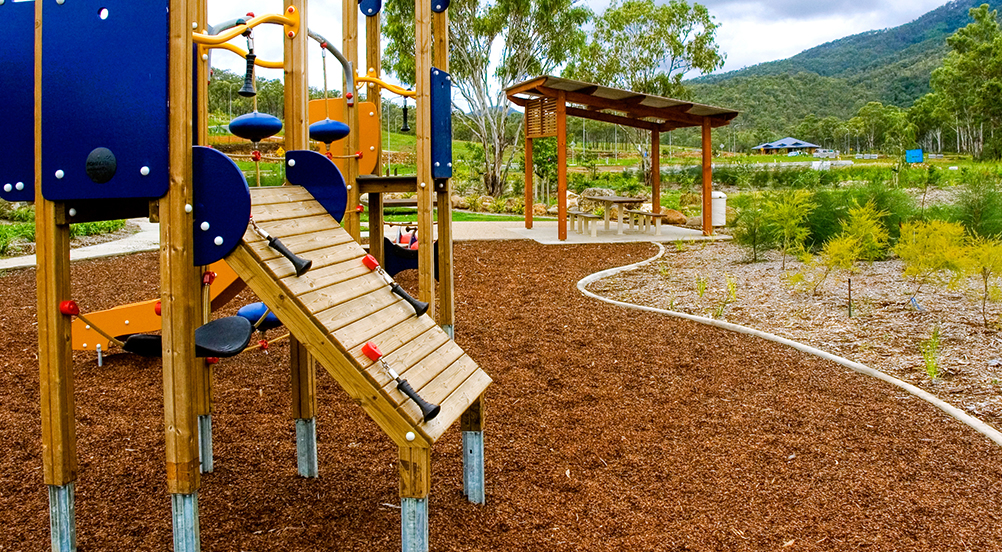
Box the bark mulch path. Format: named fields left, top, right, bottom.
left=2, top=240, right=1002, bottom=551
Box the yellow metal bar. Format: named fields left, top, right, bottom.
left=192, top=8, right=300, bottom=46
left=209, top=42, right=285, bottom=68
left=356, top=73, right=416, bottom=98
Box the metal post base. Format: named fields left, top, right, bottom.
left=441, top=324, right=454, bottom=339
left=48, top=483, right=76, bottom=552
left=296, top=417, right=318, bottom=478
left=462, top=431, right=485, bottom=504
left=401, top=497, right=429, bottom=552
left=170, top=493, right=201, bottom=552
left=198, top=414, right=213, bottom=473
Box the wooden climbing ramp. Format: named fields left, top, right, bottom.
left=226, top=186, right=491, bottom=447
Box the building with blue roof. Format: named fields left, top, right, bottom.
left=752, top=137, right=821, bottom=155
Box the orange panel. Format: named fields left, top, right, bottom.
left=307, top=98, right=380, bottom=176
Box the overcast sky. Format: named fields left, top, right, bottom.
left=208, top=0, right=954, bottom=100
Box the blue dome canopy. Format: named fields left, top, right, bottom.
left=309, top=119, right=350, bottom=145
left=229, top=112, right=283, bottom=143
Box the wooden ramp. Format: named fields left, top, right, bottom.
left=226, top=186, right=490, bottom=447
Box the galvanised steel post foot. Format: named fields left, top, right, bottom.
left=462, top=431, right=485, bottom=504
left=401, top=497, right=429, bottom=552
left=296, top=417, right=318, bottom=478
left=198, top=414, right=213, bottom=473
left=48, top=483, right=76, bottom=552
left=170, top=492, right=200, bottom=552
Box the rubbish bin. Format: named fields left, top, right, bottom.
left=711, top=191, right=727, bottom=227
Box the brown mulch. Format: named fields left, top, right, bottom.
left=2, top=241, right=1002, bottom=551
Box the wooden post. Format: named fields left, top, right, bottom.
left=556, top=91, right=567, bottom=241
left=285, top=0, right=318, bottom=478
left=432, top=8, right=454, bottom=337
left=366, top=10, right=385, bottom=265
left=36, top=4, right=78, bottom=548
left=461, top=396, right=485, bottom=504
left=701, top=118, right=712, bottom=236
left=652, top=129, right=661, bottom=214
left=163, top=1, right=202, bottom=549
left=343, top=0, right=361, bottom=241
left=524, top=134, right=533, bottom=229
left=415, top=0, right=435, bottom=317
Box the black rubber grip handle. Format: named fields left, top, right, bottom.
left=238, top=53, right=257, bottom=97
left=390, top=282, right=429, bottom=317
left=268, top=236, right=312, bottom=276
left=397, top=378, right=441, bottom=422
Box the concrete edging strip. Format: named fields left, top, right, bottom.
left=577, top=242, right=1002, bottom=448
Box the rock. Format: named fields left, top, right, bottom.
left=451, top=195, right=470, bottom=210
left=686, top=216, right=702, bottom=227
left=533, top=203, right=547, bottom=216
left=577, top=188, right=614, bottom=212
left=663, top=209, right=687, bottom=226
left=546, top=205, right=560, bottom=215
left=478, top=197, right=493, bottom=212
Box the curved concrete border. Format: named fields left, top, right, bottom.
left=578, top=242, right=1002, bottom=448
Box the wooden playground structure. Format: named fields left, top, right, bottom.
left=2, top=1, right=486, bottom=551
left=506, top=76, right=739, bottom=240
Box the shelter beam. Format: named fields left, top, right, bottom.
left=701, top=118, right=713, bottom=236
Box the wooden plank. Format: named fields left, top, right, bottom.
left=343, top=0, right=361, bottom=240
left=226, top=245, right=429, bottom=448
left=416, top=0, right=434, bottom=318
left=290, top=337, right=317, bottom=419
left=364, top=329, right=451, bottom=387
left=346, top=314, right=439, bottom=361
left=335, top=301, right=418, bottom=351
left=417, top=367, right=492, bottom=443
left=261, top=241, right=364, bottom=279
left=303, top=273, right=385, bottom=319
left=314, top=286, right=400, bottom=334
left=366, top=12, right=382, bottom=174
left=565, top=106, right=659, bottom=132
left=281, top=257, right=371, bottom=296
left=386, top=341, right=465, bottom=394
left=249, top=230, right=354, bottom=262
left=435, top=184, right=455, bottom=330
left=162, top=0, right=201, bottom=495
left=461, top=395, right=484, bottom=432
left=241, top=214, right=333, bottom=245
left=250, top=186, right=315, bottom=205
left=251, top=199, right=330, bottom=223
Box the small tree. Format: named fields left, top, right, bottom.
left=894, top=220, right=967, bottom=301
left=841, top=200, right=890, bottom=262
left=731, top=192, right=775, bottom=262
left=965, top=235, right=1002, bottom=327
left=763, top=190, right=816, bottom=270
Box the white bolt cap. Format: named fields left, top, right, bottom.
left=185, top=204, right=193, bottom=213
left=85, top=325, right=91, bottom=330
left=68, top=208, right=77, bottom=217
left=55, top=170, right=65, bottom=179
left=405, top=432, right=416, bottom=442
left=420, top=182, right=426, bottom=188
left=140, top=166, right=150, bottom=176
left=82, top=343, right=87, bottom=348
left=191, top=22, right=198, bottom=29
left=124, top=320, right=129, bottom=325
left=214, top=236, right=224, bottom=246
left=448, top=162, right=453, bottom=167
left=200, top=221, right=210, bottom=231
left=370, top=112, right=375, bottom=117
left=435, top=162, right=440, bottom=167
left=3, top=184, right=10, bottom=193
left=202, top=54, right=209, bottom=61
left=346, top=185, right=352, bottom=190
left=15, top=182, right=24, bottom=191
left=370, top=146, right=376, bottom=151
left=288, top=159, right=296, bottom=167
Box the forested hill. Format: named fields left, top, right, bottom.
left=689, top=0, right=1002, bottom=133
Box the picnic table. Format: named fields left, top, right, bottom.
left=582, top=195, right=645, bottom=235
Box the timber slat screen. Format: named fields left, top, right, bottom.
left=226, top=186, right=491, bottom=444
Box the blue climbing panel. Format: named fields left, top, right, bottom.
left=432, top=0, right=450, bottom=13
left=286, top=150, right=348, bottom=223
left=0, top=0, right=36, bottom=203
left=41, top=0, right=169, bottom=201
left=192, top=147, right=251, bottom=266
left=430, top=68, right=453, bottom=180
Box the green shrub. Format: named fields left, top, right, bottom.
left=895, top=220, right=967, bottom=300
left=955, top=169, right=1002, bottom=237
left=965, top=235, right=1002, bottom=327
left=841, top=200, right=890, bottom=261
left=731, top=192, right=775, bottom=262
left=763, top=190, right=816, bottom=269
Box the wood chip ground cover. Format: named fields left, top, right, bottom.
left=1, top=241, right=1001, bottom=551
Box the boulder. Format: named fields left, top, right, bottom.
left=533, top=203, right=547, bottom=216
left=577, top=188, right=614, bottom=212
left=478, top=197, right=494, bottom=212
left=686, top=216, right=702, bottom=227
left=451, top=195, right=469, bottom=210
left=546, top=205, right=560, bottom=215
left=663, top=209, right=687, bottom=226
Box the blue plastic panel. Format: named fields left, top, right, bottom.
left=906, top=149, right=924, bottom=164
left=0, top=0, right=36, bottom=202
left=192, top=147, right=250, bottom=266
left=286, top=150, right=348, bottom=223
left=359, top=0, right=381, bottom=17
left=431, top=0, right=450, bottom=13
left=42, top=0, right=169, bottom=201
left=430, top=68, right=453, bottom=179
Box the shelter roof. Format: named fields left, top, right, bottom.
left=752, top=137, right=821, bottom=150
left=505, top=75, right=738, bottom=131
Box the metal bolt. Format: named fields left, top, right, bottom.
left=15, top=182, right=23, bottom=190
left=55, top=170, right=65, bottom=179
left=140, top=166, right=150, bottom=176
left=124, top=320, right=129, bottom=325
left=420, top=182, right=426, bottom=188
left=68, top=208, right=77, bottom=217
left=185, top=204, right=193, bottom=213
left=406, top=432, right=416, bottom=442
left=288, top=159, right=296, bottom=167
left=435, top=162, right=440, bottom=167
left=370, top=146, right=376, bottom=151
left=191, top=22, right=197, bottom=29
left=214, top=236, right=224, bottom=246
left=202, top=54, right=209, bottom=61
left=346, top=185, right=352, bottom=191
left=201, top=221, right=210, bottom=231
left=369, top=112, right=375, bottom=117
left=2, top=184, right=10, bottom=193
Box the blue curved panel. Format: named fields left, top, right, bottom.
left=359, top=0, right=382, bottom=17
left=0, top=0, right=36, bottom=202
left=432, top=0, right=450, bottom=13
left=192, top=147, right=250, bottom=266
left=41, top=0, right=169, bottom=201
left=431, top=68, right=453, bottom=179
left=286, top=150, right=348, bottom=223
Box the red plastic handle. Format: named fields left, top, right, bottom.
left=154, top=301, right=162, bottom=316
left=362, top=254, right=379, bottom=271
left=59, top=300, right=79, bottom=316
left=362, top=341, right=382, bottom=362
